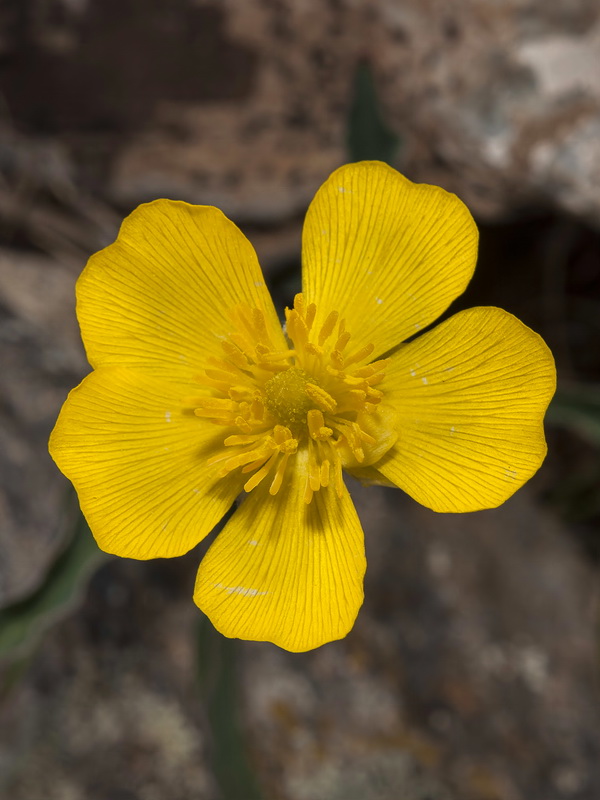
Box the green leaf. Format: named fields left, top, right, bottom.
left=547, top=383, right=600, bottom=447
left=347, top=61, right=400, bottom=165
left=196, top=615, right=264, bottom=800
left=0, top=515, right=108, bottom=661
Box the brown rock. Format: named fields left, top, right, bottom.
left=0, top=557, right=219, bottom=800
left=373, top=0, right=600, bottom=224
left=0, top=248, right=87, bottom=606
left=1, top=483, right=597, bottom=799
left=3, top=0, right=599, bottom=227
left=240, top=484, right=600, bottom=800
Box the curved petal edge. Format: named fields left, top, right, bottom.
left=376, top=307, right=556, bottom=512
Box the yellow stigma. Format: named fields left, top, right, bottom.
left=264, top=368, right=313, bottom=429
left=191, top=295, right=397, bottom=503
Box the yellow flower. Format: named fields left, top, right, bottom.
left=49, top=162, right=556, bottom=652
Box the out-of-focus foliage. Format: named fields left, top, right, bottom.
left=548, top=384, right=600, bottom=448
left=197, top=615, right=264, bottom=800
left=347, top=62, right=400, bottom=165
left=0, top=513, right=107, bottom=661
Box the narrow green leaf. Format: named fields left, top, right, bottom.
left=196, top=615, right=264, bottom=800
left=547, top=384, right=600, bottom=447
left=347, top=61, right=400, bottom=165
left=0, top=515, right=107, bottom=660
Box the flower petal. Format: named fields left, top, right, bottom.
left=78, top=201, right=286, bottom=389
left=375, top=307, right=556, bottom=512
left=49, top=367, right=242, bottom=558
left=302, top=161, right=478, bottom=357
left=194, top=448, right=366, bottom=652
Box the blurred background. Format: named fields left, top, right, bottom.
left=1, top=1, right=600, bottom=798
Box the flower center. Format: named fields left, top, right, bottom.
left=263, top=368, right=314, bottom=430
left=191, top=294, right=396, bottom=503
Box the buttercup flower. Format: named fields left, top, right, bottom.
left=50, top=162, right=555, bottom=651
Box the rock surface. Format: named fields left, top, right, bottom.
left=0, top=486, right=598, bottom=800
left=0, top=249, right=87, bottom=606
left=373, top=0, right=600, bottom=224
left=0, top=557, right=219, bottom=800
left=240, top=484, right=600, bottom=800
left=1, top=0, right=599, bottom=226
left=0, top=3, right=598, bottom=797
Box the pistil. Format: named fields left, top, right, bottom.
left=192, top=295, right=396, bottom=502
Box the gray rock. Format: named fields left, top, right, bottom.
left=3, top=0, right=599, bottom=226
left=240, top=484, right=600, bottom=800
left=0, top=249, right=87, bottom=606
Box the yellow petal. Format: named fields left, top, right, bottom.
left=194, top=448, right=365, bottom=652
left=78, top=201, right=285, bottom=389
left=302, top=161, right=478, bottom=358
left=376, top=307, right=556, bottom=512
left=49, top=368, right=242, bottom=558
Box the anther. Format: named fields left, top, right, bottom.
left=224, top=433, right=263, bottom=446
left=305, top=342, right=323, bottom=357
left=251, top=307, right=271, bottom=344
left=344, top=342, right=375, bottom=367
left=307, top=409, right=333, bottom=440
left=293, top=293, right=305, bottom=316
left=329, top=350, right=345, bottom=370
left=335, top=331, right=351, bottom=352
left=309, top=459, right=321, bottom=492
left=269, top=452, right=291, bottom=495
left=305, top=383, right=337, bottom=413
left=244, top=453, right=278, bottom=492
left=222, top=340, right=250, bottom=368
left=320, top=460, right=330, bottom=487
left=318, top=311, right=339, bottom=345
left=199, top=298, right=393, bottom=501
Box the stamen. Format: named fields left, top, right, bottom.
left=305, top=342, right=323, bottom=357
left=221, top=340, right=250, bottom=369
left=318, top=311, right=339, bottom=345
left=242, top=455, right=272, bottom=474
left=196, top=298, right=393, bottom=502
left=293, top=293, right=305, bottom=317
left=305, top=383, right=337, bottom=413
left=228, top=386, right=255, bottom=401
left=195, top=398, right=235, bottom=411
left=244, top=452, right=278, bottom=492
left=229, top=332, right=254, bottom=358
left=207, top=357, right=238, bottom=374
left=307, top=409, right=333, bottom=440
left=344, top=342, right=375, bottom=367
left=258, top=349, right=296, bottom=362
left=273, top=425, right=292, bottom=445
left=288, top=309, right=309, bottom=346
left=204, top=377, right=231, bottom=393
left=251, top=307, right=272, bottom=345
left=320, top=459, right=330, bottom=487
left=220, top=445, right=274, bottom=476
left=224, top=433, right=264, bottom=446
left=330, top=350, right=345, bottom=370
left=234, top=417, right=253, bottom=433
left=269, top=452, right=291, bottom=495
left=206, top=368, right=237, bottom=382
left=250, top=398, right=264, bottom=419
left=335, top=331, right=351, bottom=352
left=332, top=447, right=344, bottom=498
left=309, top=457, right=321, bottom=492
